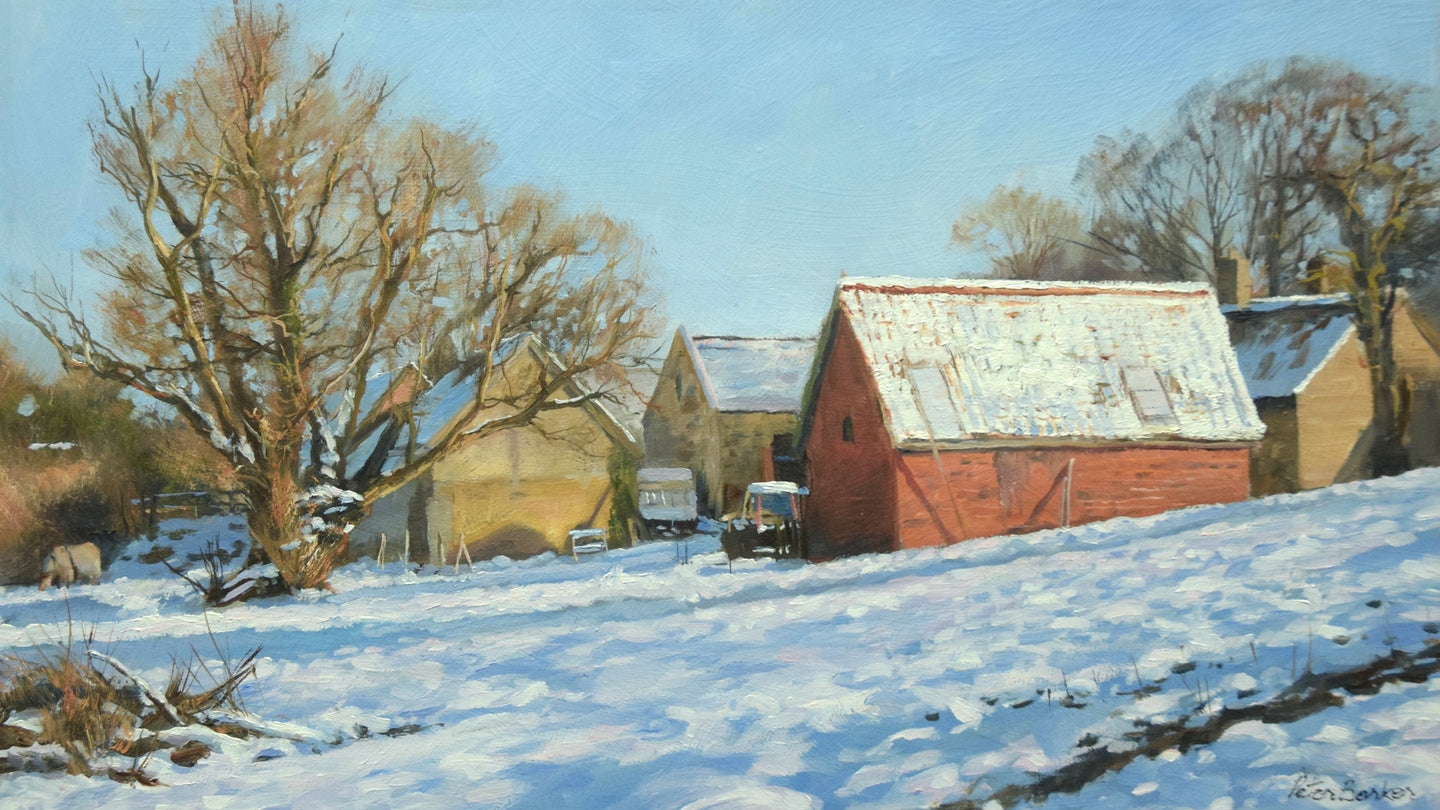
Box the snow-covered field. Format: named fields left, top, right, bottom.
left=1, top=470, right=1436, bottom=809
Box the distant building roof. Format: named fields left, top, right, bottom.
left=342, top=335, right=637, bottom=476
left=1222, top=296, right=1355, bottom=399
left=687, top=335, right=815, bottom=413
left=817, top=277, right=1263, bottom=447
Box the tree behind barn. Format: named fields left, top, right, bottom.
left=1292, top=71, right=1438, bottom=476
left=950, top=186, right=1109, bottom=281
left=15, top=5, right=653, bottom=591
left=1075, top=59, right=1363, bottom=291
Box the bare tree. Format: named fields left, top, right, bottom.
left=1078, top=130, right=1210, bottom=282
left=1076, top=102, right=1255, bottom=286
left=1076, top=60, right=1354, bottom=290
left=951, top=186, right=1105, bottom=280
left=1293, top=74, right=1439, bottom=476
left=1221, top=59, right=1340, bottom=295
left=9, top=5, right=653, bottom=591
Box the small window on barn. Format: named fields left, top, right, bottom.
left=674, top=374, right=683, bottom=402
left=1122, top=366, right=1176, bottom=426
left=842, top=416, right=854, bottom=443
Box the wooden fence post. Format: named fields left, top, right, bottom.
left=377, top=533, right=387, bottom=571
left=1061, top=457, right=1075, bottom=528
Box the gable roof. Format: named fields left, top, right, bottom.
left=804, top=277, right=1264, bottom=449
left=346, top=335, right=638, bottom=477
left=682, top=331, right=816, bottom=413
left=1222, top=296, right=1356, bottom=399
left=580, top=361, right=657, bottom=444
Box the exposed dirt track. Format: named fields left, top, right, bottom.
left=938, top=644, right=1440, bottom=809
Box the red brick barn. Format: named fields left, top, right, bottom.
left=797, top=278, right=1263, bottom=558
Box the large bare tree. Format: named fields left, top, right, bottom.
left=11, top=5, right=653, bottom=591
left=1076, top=127, right=1229, bottom=283
left=1076, top=59, right=1357, bottom=291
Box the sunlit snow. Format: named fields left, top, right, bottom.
left=1, top=470, right=1435, bottom=808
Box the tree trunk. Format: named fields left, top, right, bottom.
left=1262, top=187, right=1287, bottom=296
left=240, top=465, right=352, bottom=592
left=1354, top=287, right=1409, bottom=478
left=242, top=473, right=302, bottom=590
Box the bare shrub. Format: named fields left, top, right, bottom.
left=0, top=637, right=137, bottom=775
left=163, top=538, right=288, bottom=606
left=164, top=645, right=261, bottom=723
left=0, top=460, right=100, bottom=586
left=0, top=620, right=260, bottom=780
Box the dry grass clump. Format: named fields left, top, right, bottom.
left=0, top=638, right=137, bottom=775
left=0, top=622, right=259, bottom=780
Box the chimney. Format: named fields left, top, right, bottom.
left=1215, top=249, right=1252, bottom=308
left=1303, top=256, right=1347, bottom=295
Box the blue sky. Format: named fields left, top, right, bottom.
left=2, top=1, right=1437, bottom=372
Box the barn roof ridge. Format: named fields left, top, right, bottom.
left=690, top=334, right=815, bottom=343
left=804, top=276, right=1263, bottom=447
left=840, top=276, right=1213, bottom=298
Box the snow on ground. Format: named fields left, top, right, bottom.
left=1, top=470, right=1436, bottom=809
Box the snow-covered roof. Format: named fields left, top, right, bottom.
left=579, top=362, right=656, bottom=443
left=638, top=467, right=693, bottom=483
left=343, top=336, right=636, bottom=476
left=746, top=481, right=806, bottom=495
left=1223, top=296, right=1355, bottom=399
left=688, top=335, right=815, bottom=413
left=820, top=277, right=1264, bottom=447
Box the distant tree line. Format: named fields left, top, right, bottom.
left=953, top=57, right=1439, bottom=477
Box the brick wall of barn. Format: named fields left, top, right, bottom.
left=803, top=313, right=898, bottom=558
left=892, top=444, right=1251, bottom=549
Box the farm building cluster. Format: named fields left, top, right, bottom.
left=349, top=270, right=1440, bottom=565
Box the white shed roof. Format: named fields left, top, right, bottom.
left=827, top=277, right=1264, bottom=447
